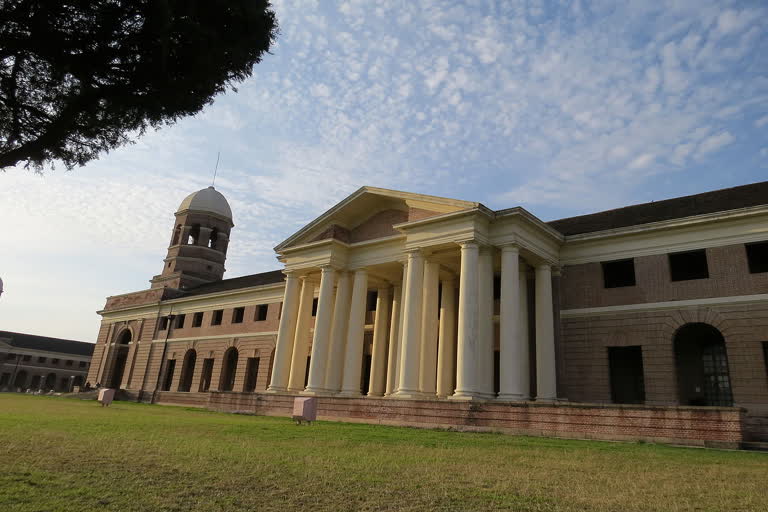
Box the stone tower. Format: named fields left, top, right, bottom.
left=150, top=186, right=234, bottom=290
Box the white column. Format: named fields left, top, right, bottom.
left=368, top=287, right=391, bottom=396
left=324, top=271, right=352, bottom=393
left=304, top=266, right=336, bottom=394
left=267, top=272, right=300, bottom=392
left=418, top=261, right=440, bottom=396
left=287, top=277, right=314, bottom=392
left=518, top=266, right=530, bottom=399
left=394, top=250, right=424, bottom=398
left=385, top=284, right=402, bottom=396
left=498, top=246, right=525, bottom=400
left=339, top=270, right=368, bottom=397
left=451, top=242, right=480, bottom=400
left=535, top=264, right=557, bottom=401
left=477, top=246, right=495, bottom=399
left=436, top=277, right=456, bottom=398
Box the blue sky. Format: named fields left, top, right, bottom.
left=1, top=0, right=766, bottom=341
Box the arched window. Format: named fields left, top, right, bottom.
left=171, top=224, right=181, bottom=245
left=674, top=323, right=733, bottom=406
left=188, top=224, right=200, bottom=245
left=118, top=330, right=132, bottom=345
left=208, top=228, right=219, bottom=249
left=220, top=347, right=238, bottom=392
left=178, top=350, right=197, bottom=392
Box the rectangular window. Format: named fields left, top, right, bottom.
left=255, top=304, right=269, bottom=322
left=311, top=298, right=319, bottom=317
left=232, top=307, right=245, bottom=324
left=608, top=346, right=646, bottom=404
left=602, top=259, right=636, bottom=288
left=66, top=360, right=73, bottom=367
left=22, top=355, right=31, bottom=361
left=79, top=361, right=87, bottom=368
left=175, top=314, right=186, bottom=329
left=6, top=353, right=15, bottom=360
left=746, top=241, right=768, bottom=274
left=199, top=358, right=214, bottom=392
left=211, top=310, right=223, bottom=326
left=0, top=373, right=9, bottom=387
left=38, top=357, right=46, bottom=363
left=366, top=290, right=378, bottom=312
left=158, top=316, right=169, bottom=330
left=192, top=312, right=204, bottom=328
left=244, top=357, right=260, bottom=392
left=52, top=358, right=59, bottom=364
left=669, top=249, right=709, bottom=281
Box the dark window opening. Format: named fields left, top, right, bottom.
left=746, top=241, right=768, bottom=274
left=209, top=227, right=219, bottom=249
left=220, top=348, right=238, bottom=392
left=65, top=360, right=73, bottom=367
left=199, top=358, right=214, bottom=392
left=211, top=310, right=223, bottom=326
left=669, top=249, right=709, bottom=281
left=158, top=317, right=169, bottom=330
left=366, top=291, right=378, bottom=312
left=192, top=312, right=204, bottom=327
left=118, top=330, right=132, bottom=344
left=6, top=353, right=15, bottom=360
left=52, top=358, right=59, bottom=364
left=175, top=314, right=186, bottom=329
left=79, top=361, right=86, bottom=368
left=602, top=259, right=636, bottom=288
left=244, top=357, right=260, bottom=392
left=608, top=346, right=646, bottom=404
left=22, top=355, right=31, bottom=361
left=179, top=350, right=197, bottom=392
left=38, top=357, right=46, bottom=363
left=232, top=307, right=245, bottom=324
left=171, top=224, right=181, bottom=245
left=162, top=359, right=176, bottom=391
left=361, top=354, right=372, bottom=394
left=311, top=298, right=318, bottom=317
left=674, top=323, right=732, bottom=406
left=255, top=304, right=269, bottom=321
left=493, top=275, right=501, bottom=300
left=0, top=373, right=9, bottom=387
left=188, top=224, right=200, bottom=245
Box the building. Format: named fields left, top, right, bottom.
left=1, top=331, right=94, bottom=392
left=85, top=182, right=768, bottom=447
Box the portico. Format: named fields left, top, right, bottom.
left=267, top=187, right=563, bottom=402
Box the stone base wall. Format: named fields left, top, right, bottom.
left=148, top=391, right=745, bottom=449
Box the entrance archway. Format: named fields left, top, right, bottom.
left=109, top=330, right=132, bottom=388
left=220, top=347, right=238, bottom=392
left=178, top=350, right=197, bottom=392
left=674, top=323, right=733, bottom=406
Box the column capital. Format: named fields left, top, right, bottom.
left=457, top=240, right=479, bottom=249
left=500, top=243, right=520, bottom=254
left=318, top=264, right=337, bottom=274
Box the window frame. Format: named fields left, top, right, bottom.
left=601, top=258, right=637, bottom=289
left=668, top=249, right=710, bottom=282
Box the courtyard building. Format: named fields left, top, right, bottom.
left=1, top=331, right=94, bottom=392
left=86, top=182, right=768, bottom=446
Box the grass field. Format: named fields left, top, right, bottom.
left=0, top=395, right=766, bottom=512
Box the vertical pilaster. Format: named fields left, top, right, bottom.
left=535, top=264, right=557, bottom=401
left=368, top=287, right=391, bottom=396
left=268, top=272, right=301, bottom=392
left=394, top=250, right=425, bottom=398
left=418, top=261, right=440, bottom=396
left=477, top=246, right=495, bottom=399
left=339, top=270, right=369, bottom=396
left=498, top=246, right=526, bottom=400
left=452, top=242, right=480, bottom=400
left=436, top=277, right=456, bottom=398
left=287, top=277, right=314, bottom=392
left=384, top=284, right=402, bottom=396
left=324, top=271, right=352, bottom=393
left=304, top=266, right=337, bottom=394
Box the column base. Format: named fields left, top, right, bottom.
left=391, top=389, right=424, bottom=399
left=497, top=393, right=529, bottom=402
left=301, top=387, right=331, bottom=396
left=337, top=390, right=363, bottom=398
left=448, top=391, right=486, bottom=401
left=366, top=392, right=385, bottom=398
left=266, top=386, right=288, bottom=393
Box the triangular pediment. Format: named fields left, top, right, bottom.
left=275, top=186, right=478, bottom=251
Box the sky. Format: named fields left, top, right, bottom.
left=1, top=0, right=767, bottom=342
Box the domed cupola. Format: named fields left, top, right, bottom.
left=151, top=186, right=235, bottom=290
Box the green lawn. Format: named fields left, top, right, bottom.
left=0, top=395, right=766, bottom=512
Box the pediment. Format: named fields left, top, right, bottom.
left=275, top=186, right=478, bottom=251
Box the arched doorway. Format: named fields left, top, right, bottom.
left=44, top=373, right=57, bottom=390
left=110, top=330, right=132, bottom=388
left=674, top=323, right=733, bottom=406
left=178, top=350, right=197, bottom=392
left=14, top=370, right=28, bottom=389
left=220, top=347, right=238, bottom=392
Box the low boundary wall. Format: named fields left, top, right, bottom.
left=148, top=391, right=745, bottom=449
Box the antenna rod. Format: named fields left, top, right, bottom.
left=212, top=151, right=220, bottom=186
